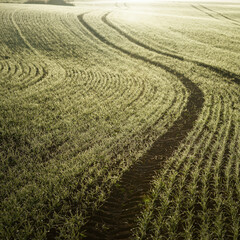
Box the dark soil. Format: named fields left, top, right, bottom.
left=78, top=13, right=204, bottom=240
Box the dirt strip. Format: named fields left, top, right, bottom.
left=198, top=4, right=240, bottom=27
left=102, top=12, right=240, bottom=86
left=78, top=12, right=204, bottom=240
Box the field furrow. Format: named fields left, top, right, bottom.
left=197, top=4, right=240, bottom=27
left=0, top=2, right=239, bottom=240
left=103, top=11, right=240, bottom=86
left=78, top=11, right=204, bottom=239
left=135, top=77, right=240, bottom=239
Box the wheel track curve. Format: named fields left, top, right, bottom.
left=198, top=4, right=240, bottom=27
left=191, top=4, right=218, bottom=20
left=77, top=12, right=204, bottom=239
left=102, top=12, right=240, bottom=86
left=62, top=68, right=178, bottom=162
left=136, top=81, right=239, bottom=238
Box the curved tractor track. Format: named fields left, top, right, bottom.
left=196, top=4, right=240, bottom=27
left=78, top=12, right=204, bottom=239
left=102, top=12, right=240, bottom=86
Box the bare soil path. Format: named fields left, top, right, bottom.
left=102, top=12, right=240, bottom=86
left=78, top=12, right=204, bottom=239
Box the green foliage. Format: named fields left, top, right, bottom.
left=0, top=1, right=240, bottom=239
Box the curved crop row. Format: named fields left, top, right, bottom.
left=195, top=4, right=240, bottom=27
left=105, top=7, right=240, bottom=73
left=103, top=11, right=240, bottom=85
left=0, top=59, right=48, bottom=91
left=1, top=3, right=239, bottom=240
left=135, top=78, right=240, bottom=239
left=0, top=5, right=188, bottom=239
left=78, top=11, right=204, bottom=239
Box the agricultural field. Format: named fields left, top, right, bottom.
left=0, top=0, right=240, bottom=239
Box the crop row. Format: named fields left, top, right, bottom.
left=77, top=6, right=239, bottom=239
left=105, top=7, right=240, bottom=74
left=1, top=2, right=239, bottom=239
left=0, top=5, right=189, bottom=239
left=135, top=76, right=240, bottom=239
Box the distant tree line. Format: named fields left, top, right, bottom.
left=25, top=0, right=74, bottom=6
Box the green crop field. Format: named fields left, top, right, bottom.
left=0, top=0, right=239, bottom=239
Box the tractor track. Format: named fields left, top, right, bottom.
left=102, top=12, right=240, bottom=86
left=199, top=4, right=240, bottom=27
left=78, top=12, right=204, bottom=239
left=191, top=4, right=240, bottom=28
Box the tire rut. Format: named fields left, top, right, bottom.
left=191, top=4, right=218, bottom=20
left=78, top=13, right=204, bottom=239
left=102, top=12, right=240, bottom=86
left=199, top=4, right=240, bottom=27
left=102, top=12, right=184, bottom=61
